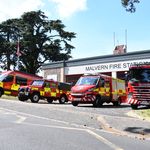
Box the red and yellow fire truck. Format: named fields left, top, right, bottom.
left=18, top=79, right=71, bottom=103
left=68, top=73, right=126, bottom=107
left=126, top=63, right=150, bottom=109
left=0, top=70, right=42, bottom=97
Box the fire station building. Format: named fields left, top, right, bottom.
left=42, top=49, right=150, bottom=84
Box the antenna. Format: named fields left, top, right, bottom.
left=113, top=32, right=116, bottom=47
left=125, top=29, right=127, bottom=52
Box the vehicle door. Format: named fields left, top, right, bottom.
left=3, top=75, right=14, bottom=93
left=43, top=81, right=51, bottom=97
left=50, top=82, right=59, bottom=98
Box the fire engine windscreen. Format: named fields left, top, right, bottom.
left=130, top=69, right=150, bottom=83
left=0, top=74, right=13, bottom=82
left=76, top=76, right=99, bottom=85
left=0, top=74, right=7, bottom=81
left=32, top=80, right=44, bottom=86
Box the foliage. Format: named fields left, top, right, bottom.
left=121, top=0, right=140, bottom=12
left=0, top=10, right=76, bottom=74
left=0, top=19, right=20, bottom=70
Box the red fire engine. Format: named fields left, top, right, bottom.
left=126, top=63, right=150, bottom=109
left=0, top=70, right=42, bottom=97
left=18, top=79, right=71, bottom=103
left=68, top=73, right=126, bottom=107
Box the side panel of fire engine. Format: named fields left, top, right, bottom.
left=112, top=78, right=126, bottom=103
left=112, top=78, right=118, bottom=101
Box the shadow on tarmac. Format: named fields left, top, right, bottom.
left=23, top=100, right=131, bottom=109
left=124, top=127, right=150, bottom=135
left=77, top=103, right=131, bottom=109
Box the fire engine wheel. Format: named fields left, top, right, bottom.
left=18, top=96, right=28, bottom=102
left=131, top=104, right=138, bottom=109
left=47, top=98, right=53, bottom=104
left=113, top=101, right=119, bottom=106
left=72, top=101, right=79, bottom=106
left=59, top=95, right=67, bottom=104
left=113, top=97, right=121, bottom=106
left=93, top=96, right=103, bottom=107
left=0, top=90, right=3, bottom=97
left=30, top=93, right=40, bottom=103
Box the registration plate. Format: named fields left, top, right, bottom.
left=25, top=92, right=29, bottom=96
left=74, top=98, right=81, bottom=101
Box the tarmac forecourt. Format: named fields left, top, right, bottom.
left=1, top=95, right=150, bottom=125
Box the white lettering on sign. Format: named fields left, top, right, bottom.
left=65, top=59, right=150, bottom=75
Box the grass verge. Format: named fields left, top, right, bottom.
left=135, top=109, right=150, bottom=121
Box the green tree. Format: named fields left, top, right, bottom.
left=0, top=19, right=20, bottom=70
left=121, top=0, right=140, bottom=12
left=0, top=10, right=76, bottom=74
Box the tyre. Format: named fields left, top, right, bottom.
left=59, top=95, right=67, bottom=104
left=93, top=96, right=103, bottom=107
left=30, top=93, right=40, bottom=103
left=47, top=98, right=53, bottom=103
left=18, top=96, right=28, bottom=102
left=72, top=101, right=79, bottom=106
left=113, top=99, right=121, bottom=106
left=131, top=104, right=138, bottom=109
left=0, top=89, right=3, bottom=97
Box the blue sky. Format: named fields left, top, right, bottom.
left=0, top=0, right=150, bottom=59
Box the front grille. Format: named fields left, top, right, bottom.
left=71, top=93, right=85, bottom=97
left=133, top=86, right=150, bottom=101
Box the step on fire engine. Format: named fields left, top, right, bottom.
left=126, top=63, right=150, bottom=109
left=68, top=73, right=126, bottom=107
left=18, top=79, right=71, bottom=104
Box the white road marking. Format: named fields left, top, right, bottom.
left=0, top=106, right=123, bottom=150
left=87, top=129, right=123, bottom=150
left=0, top=108, right=26, bottom=123
left=20, top=122, right=123, bottom=150
left=15, top=115, right=26, bottom=123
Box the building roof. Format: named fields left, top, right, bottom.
left=42, top=49, right=150, bottom=69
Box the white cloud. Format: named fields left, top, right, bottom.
left=49, top=0, right=87, bottom=18
left=0, top=0, right=44, bottom=22
left=0, top=0, right=87, bottom=22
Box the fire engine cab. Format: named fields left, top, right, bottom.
left=68, top=73, right=126, bottom=107
left=126, top=63, right=150, bottom=109
left=0, top=70, right=42, bottom=97
left=18, top=79, right=71, bottom=104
